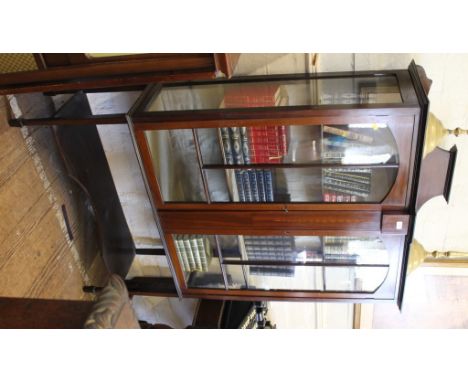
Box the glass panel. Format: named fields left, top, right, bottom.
left=199, top=124, right=398, bottom=165
left=145, top=76, right=402, bottom=112
left=205, top=166, right=397, bottom=203
left=324, top=266, right=389, bottom=292
left=226, top=264, right=324, bottom=291
left=172, top=234, right=225, bottom=289
left=145, top=129, right=206, bottom=202
left=322, top=236, right=389, bottom=265
left=214, top=235, right=390, bottom=292
left=198, top=123, right=398, bottom=203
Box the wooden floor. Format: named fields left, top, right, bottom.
left=0, top=95, right=109, bottom=301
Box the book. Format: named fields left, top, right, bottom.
left=190, top=235, right=203, bottom=271
left=248, top=170, right=259, bottom=202
left=263, top=170, right=274, bottom=202
left=182, top=235, right=196, bottom=271
left=230, top=127, right=244, bottom=165
left=174, top=235, right=189, bottom=272
left=323, top=125, right=374, bottom=144
left=223, top=83, right=281, bottom=108
left=234, top=170, right=246, bottom=202
left=240, top=126, right=250, bottom=164
left=256, top=170, right=266, bottom=202
left=241, top=170, right=253, bottom=202
left=220, top=127, right=234, bottom=165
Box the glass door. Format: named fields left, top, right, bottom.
left=140, top=75, right=404, bottom=205
left=172, top=234, right=391, bottom=294
left=145, top=122, right=399, bottom=204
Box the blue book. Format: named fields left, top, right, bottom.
left=220, top=127, right=234, bottom=165
left=242, top=170, right=253, bottom=202
left=230, top=127, right=244, bottom=165
left=256, top=170, right=266, bottom=202
left=234, top=170, right=245, bottom=202
left=248, top=170, right=259, bottom=202
left=240, top=126, right=251, bottom=165
left=264, top=170, right=274, bottom=202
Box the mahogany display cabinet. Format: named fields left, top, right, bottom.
left=127, top=61, right=431, bottom=306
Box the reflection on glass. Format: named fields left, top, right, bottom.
left=205, top=166, right=397, bottom=203
left=175, top=234, right=390, bottom=292
left=145, top=129, right=206, bottom=202
left=324, top=266, right=389, bottom=292
left=196, top=123, right=399, bottom=203
left=199, top=124, right=398, bottom=166
left=227, top=264, right=324, bottom=291
left=146, top=76, right=402, bottom=112
left=217, top=235, right=389, bottom=292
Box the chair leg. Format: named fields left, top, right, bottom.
left=82, top=285, right=103, bottom=294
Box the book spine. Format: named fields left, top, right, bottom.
left=190, top=236, right=203, bottom=271
left=324, top=184, right=369, bottom=198
left=220, top=127, right=234, bottom=165
left=256, top=170, right=266, bottom=202
left=323, top=170, right=372, bottom=184
left=230, top=127, right=244, bottom=165
left=234, top=170, right=245, bottom=202
left=242, top=170, right=253, bottom=202
left=248, top=170, right=259, bottom=202
left=182, top=235, right=196, bottom=271
left=240, top=126, right=250, bottom=165
left=323, top=177, right=371, bottom=192
left=264, top=170, right=274, bottom=202
left=174, top=235, right=188, bottom=272
left=195, top=237, right=208, bottom=272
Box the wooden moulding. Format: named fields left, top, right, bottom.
left=415, top=145, right=458, bottom=212
left=0, top=53, right=236, bottom=95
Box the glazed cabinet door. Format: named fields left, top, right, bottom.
left=132, top=71, right=418, bottom=210
left=163, top=231, right=404, bottom=302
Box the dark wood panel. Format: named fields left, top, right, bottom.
left=416, top=146, right=458, bottom=211
left=0, top=297, right=93, bottom=328
left=0, top=55, right=214, bottom=84
left=159, top=210, right=381, bottom=232
left=0, top=54, right=224, bottom=95
left=381, top=214, right=410, bottom=235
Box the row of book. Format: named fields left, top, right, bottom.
left=244, top=236, right=296, bottom=277
left=322, top=167, right=372, bottom=202
left=174, top=235, right=213, bottom=272
left=235, top=169, right=274, bottom=202
left=220, top=126, right=288, bottom=165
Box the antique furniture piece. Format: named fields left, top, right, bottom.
left=0, top=53, right=240, bottom=94
left=5, top=58, right=457, bottom=308
left=125, top=61, right=453, bottom=307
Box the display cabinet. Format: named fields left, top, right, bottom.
left=125, top=61, right=431, bottom=305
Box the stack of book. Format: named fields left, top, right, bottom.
left=223, top=83, right=286, bottom=108
left=322, top=125, right=374, bottom=163
left=173, top=235, right=213, bottom=272
left=219, top=83, right=289, bottom=203
left=220, top=126, right=275, bottom=202
left=322, top=168, right=372, bottom=202
left=323, top=236, right=360, bottom=263
left=243, top=236, right=296, bottom=277
left=248, top=126, right=288, bottom=164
